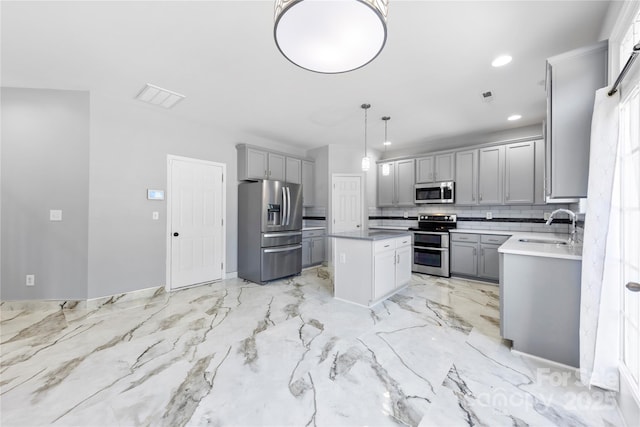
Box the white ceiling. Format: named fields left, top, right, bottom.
left=1, top=1, right=612, bottom=154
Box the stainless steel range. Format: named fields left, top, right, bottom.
left=410, top=214, right=457, bottom=277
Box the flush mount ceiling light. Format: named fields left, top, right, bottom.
left=361, top=103, right=371, bottom=171
left=381, top=116, right=391, bottom=176
left=135, top=83, right=185, bottom=109
left=491, top=55, right=512, bottom=67
left=508, top=114, right=522, bottom=121
left=273, top=0, right=388, bottom=73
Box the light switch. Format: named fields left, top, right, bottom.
left=49, top=210, right=62, bottom=221
left=339, top=253, right=346, bottom=264
left=152, top=211, right=159, bottom=220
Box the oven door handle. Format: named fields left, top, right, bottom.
left=413, top=231, right=450, bottom=236
left=413, top=246, right=448, bottom=252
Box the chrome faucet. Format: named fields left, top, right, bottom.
left=546, top=208, right=577, bottom=244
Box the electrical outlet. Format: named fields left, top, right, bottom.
left=544, top=212, right=551, bottom=221
left=26, top=274, right=35, bottom=287
left=403, top=211, right=408, bottom=218
left=485, top=212, right=492, bottom=220
left=152, top=211, right=159, bottom=220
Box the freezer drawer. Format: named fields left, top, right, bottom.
left=261, top=231, right=302, bottom=248
left=261, top=244, right=302, bottom=282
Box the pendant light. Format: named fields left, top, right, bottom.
left=381, top=116, right=391, bottom=176
left=273, top=0, right=388, bottom=74
left=361, top=103, right=371, bottom=171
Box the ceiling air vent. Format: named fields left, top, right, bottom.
left=481, top=91, right=494, bottom=102
left=135, top=83, right=185, bottom=109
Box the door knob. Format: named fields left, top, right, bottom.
left=626, top=282, right=640, bottom=292
left=356, top=225, right=361, bottom=228
left=173, top=232, right=179, bottom=237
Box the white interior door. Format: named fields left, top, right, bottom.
left=331, top=174, right=363, bottom=233
left=168, top=156, right=225, bottom=290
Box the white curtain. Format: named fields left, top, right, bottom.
left=580, top=87, right=621, bottom=391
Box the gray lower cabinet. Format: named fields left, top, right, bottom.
left=501, top=252, right=581, bottom=367
left=302, top=229, right=325, bottom=267
left=451, top=233, right=509, bottom=282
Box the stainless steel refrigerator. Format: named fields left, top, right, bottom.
left=238, top=180, right=303, bottom=284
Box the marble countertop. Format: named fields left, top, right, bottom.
left=498, top=233, right=582, bottom=261
left=328, top=229, right=412, bottom=241
left=302, top=226, right=326, bottom=231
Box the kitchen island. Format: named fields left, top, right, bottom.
left=328, top=230, right=412, bottom=307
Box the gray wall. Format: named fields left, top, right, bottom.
left=87, top=93, right=240, bottom=298
left=1, top=88, right=90, bottom=300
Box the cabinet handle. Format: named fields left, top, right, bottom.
left=397, top=254, right=400, bottom=264
left=434, top=172, right=437, bottom=180
left=473, top=248, right=477, bottom=256
left=479, top=194, right=483, bottom=201
left=481, top=248, right=485, bottom=257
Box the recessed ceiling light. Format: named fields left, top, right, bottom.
left=508, top=114, right=522, bottom=121
left=492, top=55, right=512, bottom=67
left=135, top=83, right=185, bottom=109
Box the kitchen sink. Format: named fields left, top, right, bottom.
left=518, top=238, right=568, bottom=245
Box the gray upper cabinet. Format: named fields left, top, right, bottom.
left=377, top=159, right=415, bottom=207
left=302, top=160, right=315, bottom=206
left=237, top=144, right=309, bottom=184
left=240, top=146, right=268, bottom=180
left=396, top=159, right=415, bottom=205
left=435, top=153, right=455, bottom=182
left=478, top=146, right=504, bottom=205
left=377, top=162, right=396, bottom=207
left=286, top=157, right=302, bottom=184
left=416, top=156, right=434, bottom=183
left=504, top=141, right=534, bottom=204
left=416, top=153, right=454, bottom=183
left=546, top=41, right=608, bottom=199
left=455, top=149, right=478, bottom=205
left=534, top=139, right=546, bottom=205
left=267, top=152, right=285, bottom=181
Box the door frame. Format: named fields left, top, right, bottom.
left=166, top=155, right=227, bottom=291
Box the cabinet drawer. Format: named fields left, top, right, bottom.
left=374, top=239, right=396, bottom=253
left=396, top=236, right=412, bottom=248
left=303, top=229, right=325, bottom=239
left=480, top=234, right=510, bottom=245
left=450, top=233, right=479, bottom=243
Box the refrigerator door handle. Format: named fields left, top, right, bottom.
left=281, top=187, right=287, bottom=226
left=263, top=244, right=302, bottom=254
left=286, top=187, right=291, bottom=225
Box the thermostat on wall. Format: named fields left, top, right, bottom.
left=147, top=189, right=165, bottom=200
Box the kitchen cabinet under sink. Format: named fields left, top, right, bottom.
left=500, top=244, right=582, bottom=367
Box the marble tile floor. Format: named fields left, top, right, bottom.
left=0, top=268, right=623, bottom=427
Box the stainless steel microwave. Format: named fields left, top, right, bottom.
left=414, top=181, right=455, bottom=204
